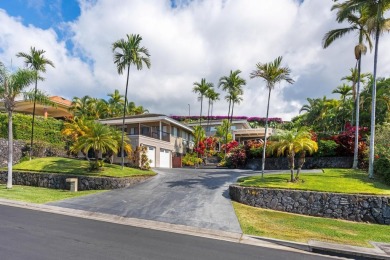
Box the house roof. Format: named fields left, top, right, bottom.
left=0, top=96, right=72, bottom=118
left=186, top=119, right=251, bottom=129
left=99, top=114, right=194, bottom=133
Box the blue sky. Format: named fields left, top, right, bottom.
left=0, top=0, right=388, bottom=119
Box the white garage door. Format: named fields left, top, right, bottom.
left=147, top=146, right=156, bottom=167
left=159, top=149, right=171, bottom=168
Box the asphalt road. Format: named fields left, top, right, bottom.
left=49, top=168, right=258, bottom=232
left=0, top=205, right=339, bottom=260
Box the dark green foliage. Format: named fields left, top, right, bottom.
left=374, top=157, right=390, bottom=185
left=316, top=140, right=339, bottom=157
left=226, top=145, right=247, bottom=168
left=0, top=112, right=64, bottom=145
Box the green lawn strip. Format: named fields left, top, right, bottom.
left=0, top=184, right=105, bottom=204
left=9, top=157, right=155, bottom=178
left=233, top=202, right=390, bottom=247
left=237, top=169, right=390, bottom=195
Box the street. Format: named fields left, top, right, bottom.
left=0, top=205, right=339, bottom=260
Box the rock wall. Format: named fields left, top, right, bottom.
left=0, top=139, right=26, bottom=167
left=0, top=171, right=153, bottom=190
left=229, top=185, right=390, bottom=225
left=246, top=157, right=353, bottom=170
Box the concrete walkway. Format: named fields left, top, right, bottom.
left=49, top=168, right=260, bottom=232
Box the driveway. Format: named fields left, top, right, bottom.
left=49, top=168, right=259, bottom=233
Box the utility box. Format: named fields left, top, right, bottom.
left=66, top=178, right=78, bottom=192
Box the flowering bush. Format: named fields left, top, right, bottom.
left=226, top=146, right=247, bottom=168
left=221, top=140, right=239, bottom=154
left=182, top=153, right=203, bottom=166
left=194, top=140, right=206, bottom=155
left=244, top=140, right=264, bottom=158
left=330, top=124, right=368, bottom=157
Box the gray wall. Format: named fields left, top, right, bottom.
left=0, top=171, right=153, bottom=190
left=0, top=138, right=26, bottom=167
left=230, top=185, right=390, bottom=225
left=246, top=157, right=353, bottom=170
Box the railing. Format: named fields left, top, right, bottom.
left=129, top=129, right=170, bottom=142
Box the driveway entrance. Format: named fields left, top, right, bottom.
left=49, top=168, right=255, bottom=233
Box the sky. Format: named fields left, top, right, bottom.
left=0, top=0, right=389, bottom=121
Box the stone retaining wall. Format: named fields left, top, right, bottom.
left=229, top=185, right=390, bottom=225
left=246, top=157, right=353, bottom=170
left=0, top=171, right=153, bottom=190
left=0, top=139, right=26, bottom=167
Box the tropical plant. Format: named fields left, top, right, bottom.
left=193, top=125, right=206, bottom=147
left=218, top=70, right=246, bottom=123
left=16, top=47, right=55, bottom=160
left=268, top=129, right=318, bottom=182
left=112, top=34, right=151, bottom=169
left=193, top=78, right=213, bottom=126
left=107, top=89, right=124, bottom=117
left=332, top=83, right=353, bottom=130
left=0, top=63, right=35, bottom=188
left=323, top=1, right=374, bottom=169
left=250, top=56, right=294, bottom=176
left=205, top=87, right=219, bottom=131
left=215, top=119, right=232, bottom=145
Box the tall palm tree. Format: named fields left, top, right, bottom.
left=250, top=56, right=294, bottom=176
left=208, top=88, right=220, bottom=118
left=323, top=2, right=373, bottom=169
left=112, top=34, right=151, bottom=169
left=205, top=87, right=219, bottom=131
left=230, top=89, right=244, bottom=121
left=16, top=47, right=55, bottom=160
left=69, top=95, right=92, bottom=119
left=338, top=0, right=390, bottom=176
left=0, top=63, right=35, bottom=188
left=193, top=78, right=213, bottom=126
left=218, top=70, right=245, bottom=123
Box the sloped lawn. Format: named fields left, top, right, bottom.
left=237, top=169, right=390, bottom=195
left=10, top=157, right=155, bottom=178
left=233, top=202, right=390, bottom=247
left=0, top=184, right=105, bottom=204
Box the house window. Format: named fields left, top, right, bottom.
left=172, top=127, right=178, bottom=137
left=141, top=127, right=150, bottom=135
left=129, top=127, right=138, bottom=135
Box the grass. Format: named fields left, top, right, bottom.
left=233, top=202, right=390, bottom=247
left=9, top=157, right=156, bottom=178
left=237, top=169, right=390, bottom=195
left=0, top=184, right=105, bottom=204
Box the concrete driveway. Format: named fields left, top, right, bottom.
left=49, top=168, right=259, bottom=233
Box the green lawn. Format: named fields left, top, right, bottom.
left=0, top=184, right=105, bottom=204
left=233, top=202, right=390, bottom=247
left=237, top=169, right=390, bottom=195
left=10, top=157, right=156, bottom=178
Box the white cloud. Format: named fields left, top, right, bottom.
left=1, top=0, right=390, bottom=121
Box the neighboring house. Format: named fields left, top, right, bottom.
left=100, top=114, right=194, bottom=168
left=0, top=95, right=72, bottom=119
left=186, top=119, right=274, bottom=143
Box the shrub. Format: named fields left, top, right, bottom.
left=375, top=124, right=390, bottom=158
left=374, top=157, right=390, bottom=185
left=182, top=153, right=203, bottom=166
left=226, top=146, right=246, bottom=168
left=315, top=140, right=338, bottom=157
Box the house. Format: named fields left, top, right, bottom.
left=0, top=96, right=72, bottom=118
left=100, top=114, right=194, bottom=168
left=186, top=119, right=274, bottom=143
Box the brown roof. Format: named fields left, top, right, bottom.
left=49, top=96, right=72, bottom=107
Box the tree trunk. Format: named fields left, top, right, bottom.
left=230, top=102, right=235, bottom=124
left=289, top=152, right=295, bottom=182
left=121, top=65, right=131, bottom=169
left=7, top=110, right=13, bottom=189
left=352, top=57, right=362, bottom=169
left=29, top=76, right=38, bottom=160
left=207, top=98, right=211, bottom=133
left=368, top=26, right=380, bottom=179
left=296, top=151, right=305, bottom=180
left=261, top=88, right=272, bottom=177
left=199, top=95, right=203, bottom=126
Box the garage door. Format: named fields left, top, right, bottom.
left=159, top=149, right=171, bottom=168
left=147, top=146, right=156, bottom=167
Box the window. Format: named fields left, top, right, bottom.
left=172, top=127, right=178, bottom=137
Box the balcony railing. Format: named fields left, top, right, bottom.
left=129, top=130, right=170, bottom=142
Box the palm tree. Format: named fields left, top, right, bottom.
left=250, top=56, right=294, bottom=177
left=69, top=95, right=92, bottom=119
left=268, top=129, right=318, bottom=182
left=218, top=70, right=245, bottom=123
left=107, top=89, right=124, bottom=117
left=112, top=34, right=151, bottom=169
left=193, top=78, right=213, bottom=126
left=16, top=47, right=55, bottom=160
left=332, top=83, right=353, bottom=130
left=208, top=88, right=220, bottom=118
left=0, top=63, right=35, bottom=188
left=205, top=87, right=218, bottom=131
left=72, top=122, right=119, bottom=171
left=229, top=89, right=244, bottom=121
left=338, top=0, right=390, bottom=176
left=323, top=2, right=373, bottom=169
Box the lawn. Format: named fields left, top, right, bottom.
left=0, top=184, right=105, bottom=204
left=237, top=169, right=390, bottom=195
left=10, top=157, right=156, bottom=178
left=233, top=202, right=390, bottom=247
